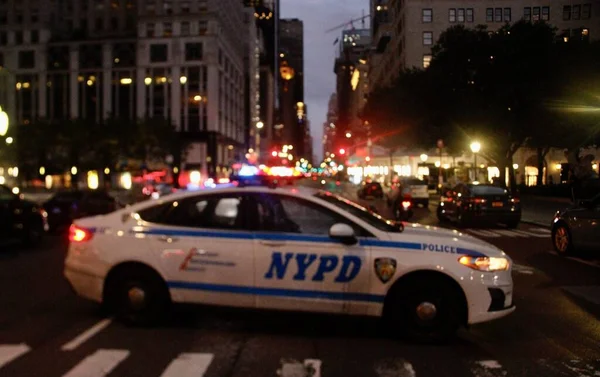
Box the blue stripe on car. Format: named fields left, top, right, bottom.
left=166, top=281, right=385, bottom=303
left=133, top=228, right=487, bottom=258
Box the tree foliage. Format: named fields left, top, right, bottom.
left=362, top=21, right=600, bottom=187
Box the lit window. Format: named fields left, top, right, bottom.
left=504, top=8, right=511, bottom=22
left=422, top=9, right=432, bottom=23
left=542, top=6, right=550, bottom=21
left=466, top=8, right=474, bottom=22
left=449, top=9, right=456, bottom=23
left=423, top=54, right=432, bottom=68
left=533, top=7, right=540, bottom=21
left=524, top=7, right=532, bottom=21
left=457, top=8, right=465, bottom=22
left=486, top=8, right=493, bottom=22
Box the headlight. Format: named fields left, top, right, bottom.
left=458, top=256, right=510, bottom=271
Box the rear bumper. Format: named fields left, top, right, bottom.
left=64, top=266, right=104, bottom=303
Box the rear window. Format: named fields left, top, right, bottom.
left=471, top=186, right=509, bottom=195
left=402, top=178, right=426, bottom=185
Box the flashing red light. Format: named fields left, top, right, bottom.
left=69, top=224, right=94, bottom=243
left=339, top=148, right=346, bottom=155
left=271, top=151, right=278, bottom=157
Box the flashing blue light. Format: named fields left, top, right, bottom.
left=239, top=165, right=260, bottom=177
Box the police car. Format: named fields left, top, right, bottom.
left=64, top=182, right=514, bottom=342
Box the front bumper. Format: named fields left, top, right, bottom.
left=464, top=268, right=515, bottom=325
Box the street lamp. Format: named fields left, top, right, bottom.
left=255, top=121, right=264, bottom=159
left=420, top=154, right=428, bottom=162
left=470, top=141, right=481, bottom=181
left=0, top=106, right=9, bottom=136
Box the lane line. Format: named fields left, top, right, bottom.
left=61, top=318, right=113, bottom=351
left=513, top=230, right=548, bottom=238
left=466, top=229, right=501, bottom=238
left=304, top=359, right=322, bottom=377
left=531, top=227, right=551, bottom=234
left=62, top=349, right=129, bottom=377
left=0, top=344, right=30, bottom=368
left=491, top=230, right=519, bottom=237
left=160, top=353, right=214, bottom=377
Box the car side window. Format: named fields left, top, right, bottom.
left=138, top=194, right=246, bottom=230
left=251, top=193, right=369, bottom=236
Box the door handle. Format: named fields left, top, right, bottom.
left=158, top=235, right=179, bottom=243
left=260, top=240, right=286, bottom=247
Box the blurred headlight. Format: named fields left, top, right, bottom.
left=458, top=256, right=510, bottom=272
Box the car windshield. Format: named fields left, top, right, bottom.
left=314, top=192, right=402, bottom=233
left=470, top=185, right=509, bottom=196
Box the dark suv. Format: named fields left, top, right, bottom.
left=0, top=184, right=48, bottom=247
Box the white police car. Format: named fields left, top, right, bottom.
left=64, top=185, right=514, bottom=342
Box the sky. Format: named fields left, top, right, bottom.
left=281, top=0, right=367, bottom=162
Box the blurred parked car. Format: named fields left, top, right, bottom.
left=0, top=184, right=48, bottom=246
left=387, top=177, right=429, bottom=207
left=551, top=193, right=600, bottom=255
left=437, top=183, right=521, bottom=228
left=357, top=181, right=384, bottom=199
left=43, top=190, right=117, bottom=232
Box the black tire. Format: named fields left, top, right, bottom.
left=436, top=206, right=448, bottom=223
left=552, top=223, right=573, bottom=256
left=384, top=278, right=463, bottom=343
left=105, top=266, right=171, bottom=326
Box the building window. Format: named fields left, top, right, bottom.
left=573, top=5, right=580, bottom=20
left=423, top=54, right=432, bottom=68
left=31, top=10, right=39, bottom=23
left=532, top=7, right=540, bottom=21
left=524, top=7, right=532, bottom=21
left=583, top=4, right=591, bottom=19
left=95, top=17, right=103, bottom=30
left=185, top=42, right=203, bottom=61
left=147, top=23, right=155, bottom=37
left=457, top=8, right=465, bottom=22
left=199, top=20, right=207, bottom=35
left=181, top=21, right=190, bottom=35
left=486, top=8, right=493, bottom=22
left=181, top=1, right=190, bottom=13
left=495, top=8, right=502, bottom=22
left=563, top=6, right=571, bottom=21
left=30, top=30, right=39, bottom=43
left=163, top=22, right=172, bottom=37
left=18, top=50, right=35, bottom=69
left=422, top=8, right=432, bottom=23
left=110, top=17, right=119, bottom=30
left=504, top=8, right=511, bottom=22
left=449, top=9, right=456, bottom=23
left=0, top=32, right=7, bottom=46
left=423, top=31, right=433, bottom=45
left=466, top=8, right=474, bottom=22
left=15, top=11, right=23, bottom=23
left=150, top=44, right=168, bottom=62
left=542, top=7, right=550, bottom=21
left=15, top=31, right=23, bottom=44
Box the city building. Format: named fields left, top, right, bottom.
left=322, top=93, right=338, bottom=157
left=0, top=0, right=261, bottom=184
left=370, top=0, right=600, bottom=92
left=278, top=18, right=309, bottom=159
left=333, top=28, right=370, bottom=155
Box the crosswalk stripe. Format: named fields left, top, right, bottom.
left=160, top=353, right=214, bottom=377
left=512, top=230, right=548, bottom=238
left=531, top=227, right=551, bottom=234
left=62, top=349, right=129, bottom=377
left=0, top=344, right=30, bottom=368
left=61, top=318, right=113, bottom=351
left=490, top=229, right=519, bottom=237
left=466, top=229, right=501, bottom=238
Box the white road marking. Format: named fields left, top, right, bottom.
left=62, top=349, right=129, bottom=377
left=61, top=318, right=113, bottom=351
left=561, top=286, right=600, bottom=305
left=374, top=359, right=416, bottom=377
left=0, top=344, right=30, bottom=368
left=531, top=227, right=551, bottom=234
left=491, top=230, right=519, bottom=237
left=160, top=353, right=214, bottom=377
left=279, top=359, right=323, bottom=377
left=512, top=230, right=548, bottom=238
left=471, top=360, right=508, bottom=377
left=513, top=264, right=535, bottom=275
left=466, top=229, right=501, bottom=238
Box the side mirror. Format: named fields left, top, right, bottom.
left=329, top=223, right=357, bottom=245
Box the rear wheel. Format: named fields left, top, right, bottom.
left=384, top=278, right=463, bottom=343
left=105, top=266, right=171, bottom=326
left=552, top=224, right=573, bottom=256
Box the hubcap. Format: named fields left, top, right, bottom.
left=555, top=228, right=569, bottom=252
left=127, top=287, right=146, bottom=309
left=416, top=301, right=437, bottom=321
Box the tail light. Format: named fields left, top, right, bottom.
left=467, top=198, right=487, bottom=204
left=511, top=198, right=520, bottom=204
left=401, top=201, right=412, bottom=209
left=69, top=224, right=94, bottom=243
left=441, top=196, right=453, bottom=203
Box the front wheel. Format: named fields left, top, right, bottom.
left=384, top=280, right=463, bottom=343
left=552, top=224, right=573, bottom=256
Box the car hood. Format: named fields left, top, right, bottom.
left=384, top=222, right=507, bottom=258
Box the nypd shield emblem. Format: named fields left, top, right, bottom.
left=374, top=258, right=397, bottom=283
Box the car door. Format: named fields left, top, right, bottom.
left=576, top=195, right=600, bottom=249
left=248, top=192, right=371, bottom=315
left=139, top=193, right=256, bottom=308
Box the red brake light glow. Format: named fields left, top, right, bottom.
left=69, top=225, right=94, bottom=243
left=511, top=198, right=520, bottom=203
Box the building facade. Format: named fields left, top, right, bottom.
left=370, top=0, right=600, bottom=92
left=0, top=0, right=261, bottom=181
left=322, top=92, right=338, bottom=157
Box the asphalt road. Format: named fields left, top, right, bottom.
left=1, top=183, right=599, bottom=377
